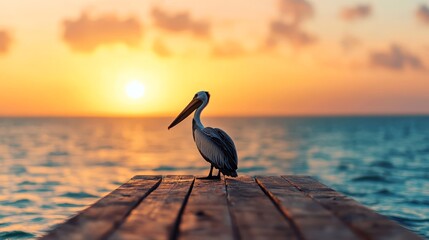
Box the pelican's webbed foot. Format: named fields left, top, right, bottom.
left=197, top=175, right=221, bottom=180
left=197, top=165, right=221, bottom=180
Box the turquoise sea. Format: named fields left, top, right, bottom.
left=0, top=117, right=428, bottom=239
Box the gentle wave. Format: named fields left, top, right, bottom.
left=351, top=175, right=393, bottom=183
left=375, top=189, right=396, bottom=196
left=60, top=192, right=98, bottom=199
left=56, top=203, right=86, bottom=208
left=0, top=231, right=35, bottom=239
left=47, top=151, right=69, bottom=157
left=370, top=160, right=395, bottom=168
left=0, top=199, right=33, bottom=208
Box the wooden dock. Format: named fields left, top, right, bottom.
left=41, top=175, right=423, bottom=240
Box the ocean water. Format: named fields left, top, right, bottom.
left=0, top=116, right=428, bottom=239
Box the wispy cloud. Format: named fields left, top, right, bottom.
left=211, top=41, right=246, bottom=58
left=369, top=44, right=424, bottom=70
left=62, top=12, right=143, bottom=53
left=416, top=5, right=429, bottom=25
left=151, top=7, right=210, bottom=38
left=278, top=0, right=314, bottom=24
left=0, top=30, right=12, bottom=55
left=341, top=34, right=360, bottom=51
left=340, top=4, right=371, bottom=21
left=152, top=38, right=172, bottom=58
left=267, top=0, right=316, bottom=48
left=267, top=20, right=316, bottom=47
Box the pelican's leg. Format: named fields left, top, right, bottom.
left=208, top=165, right=213, bottom=177
left=216, top=169, right=221, bottom=179
left=197, top=165, right=215, bottom=179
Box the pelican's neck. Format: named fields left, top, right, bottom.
left=193, top=99, right=208, bottom=130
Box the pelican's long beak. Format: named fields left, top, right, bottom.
left=168, top=97, right=202, bottom=129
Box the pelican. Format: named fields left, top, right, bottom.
left=168, top=91, right=238, bottom=179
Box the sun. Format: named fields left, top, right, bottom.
left=125, top=80, right=145, bottom=99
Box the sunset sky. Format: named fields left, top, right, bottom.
left=0, top=0, right=428, bottom=116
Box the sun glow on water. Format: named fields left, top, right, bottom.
left=125, top=80, right=145, bottom=99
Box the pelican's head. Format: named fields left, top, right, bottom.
left=168, top=91, right=210, bottom=129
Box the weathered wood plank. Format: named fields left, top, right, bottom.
left=108, top=175, right=194, bottom=240
left=256, top=176, right=360, bottom=240
left=40, top=175, right=162, bottom=240
left=178, top=177, right=234, bottom=240
left=283, top=176, right=424, bottom=240
left=226, top=176, right=298, bottom=240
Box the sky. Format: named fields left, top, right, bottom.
left=0, top=0, right=428, bottom=117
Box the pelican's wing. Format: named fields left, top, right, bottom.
left=194, top=127, right=238, bottom=174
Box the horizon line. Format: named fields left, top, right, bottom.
left=1, top=113, right=429, bottom=118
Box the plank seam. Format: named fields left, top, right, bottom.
left=225, top=177, right=241, bottom=240
left=254, top=177, right=304, bottom=240
left=281, top=176, right=370, bottom=240
left=169, top=176, right=196, bottom=240
left=100, top=177, right=163, bottom=240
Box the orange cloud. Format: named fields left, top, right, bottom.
left=152, top=38, right=172, bottom=57
left=211, top=41, right=246, bottom=58
left=341, top=34, right=360, bottom=51
left=0, top=30, right=12, bottom=55
left=269, top=0, right=316, bottom=48
left=278, top=0, right=314, bottom=24
left=341, top=4, right=371, bottom=21
left=151, top=7, right=210, bottom=38
left=370, top=45, right=424, bottom=70
left=267, top=20, right=316, bottom=48
left=62, top=13, right=143, bottom=53
left=416, top=5, right=429, bottom=25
